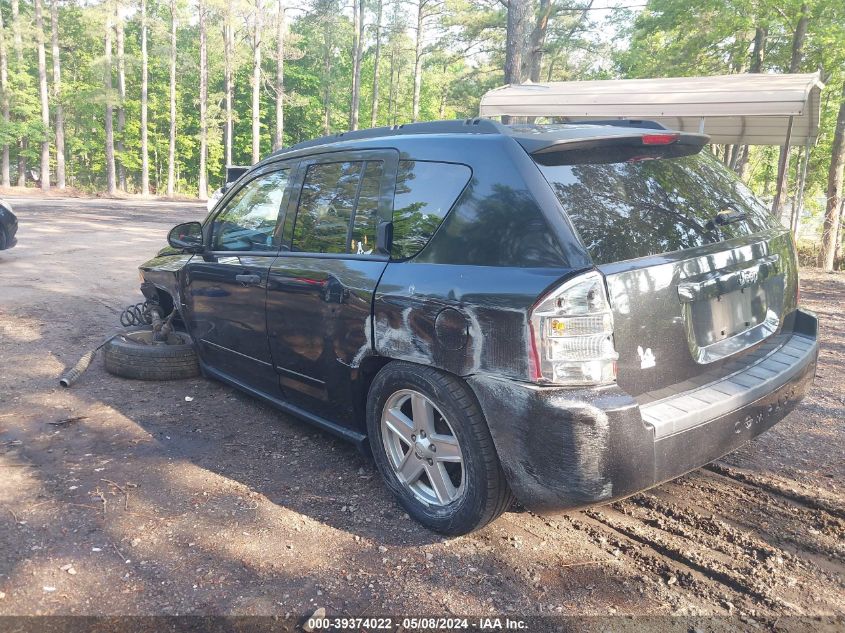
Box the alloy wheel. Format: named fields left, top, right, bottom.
left=380, top=389, right=465, bottom=506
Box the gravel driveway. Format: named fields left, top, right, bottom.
left=1, top=197, right=843, bottom=627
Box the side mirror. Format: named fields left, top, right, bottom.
left=168, top=221, right=205, bottom=253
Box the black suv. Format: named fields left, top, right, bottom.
left=140, top=119, right=818, bottom=535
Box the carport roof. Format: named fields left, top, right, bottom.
left=478, top=72, right=825, bottom=146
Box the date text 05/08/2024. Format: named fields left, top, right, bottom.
left=306, top=617, right=528, bottom=630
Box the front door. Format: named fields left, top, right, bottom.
left=267, top=150, right=398, bottom=426
left=183, top=166, right=292, bottom=394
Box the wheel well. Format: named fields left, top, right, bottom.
left=155, top=289, right=176, bottom=316
left=353, top=357, right=480, bottom=436
left=144, top=285, right=184, bottom=328
left=354, top=355, right=393, bottom=431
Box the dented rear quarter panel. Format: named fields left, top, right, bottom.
left=371, top=133, right=590, bottom=382
left=373, top=264, right=575, bottom=380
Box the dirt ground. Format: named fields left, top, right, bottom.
left=0, top=198, right=843, bottom=627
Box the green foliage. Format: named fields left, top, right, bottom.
left=0, top=0, right=841, bottom=209
left=619, top=0, right=845, bottom=231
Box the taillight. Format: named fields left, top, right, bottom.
left=528, top=270, right=618, bottom=386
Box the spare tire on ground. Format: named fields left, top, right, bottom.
left=103, top=327, right=200, bottom=380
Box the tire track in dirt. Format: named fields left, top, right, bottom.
left=559, top=513, right=726, bottom=614
left=705, top=462, right=845, bottom=520
left=552, top=462, right=845, bottom=618
left=583, top=506, right=794, bottom=613
left=673, top=471, right=845, bottom=566
left=616, top=492, right=845, bottom=607
left=545, top=468, right=845, bottom=619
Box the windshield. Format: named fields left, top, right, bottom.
left=537, top=151, right=779, bottom=265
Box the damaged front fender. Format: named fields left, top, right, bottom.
left=138, top=251, right=194, bottom=316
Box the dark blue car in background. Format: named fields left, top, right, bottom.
left=0, top=199, right=17, bottom=251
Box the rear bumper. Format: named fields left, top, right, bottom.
left=468, top=309, right=819, bottom=511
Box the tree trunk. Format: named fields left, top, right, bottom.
left=35, top=0, right=50, bottom=190
left=438, top=59, right=447, bottom=118
left=528, top=0, right=551, bottom=82
left=167, top=0, right=176, bottom=196
left=736, top=26, right=767, bottom=177
left=198, top=0, right=207, bottom=198
left=50, top=0, right=65, bottom=189
left=224, top=6, right=233, bottom=165
left=251, top=0, right=262, bottom=163
left=411, top=0, right=425, bottom=122
left=750, top=26, right=767, bottom=73
left=11, top=0, right=25, bottom=186
left=504, top=0, right=530, bottom=85
left=821, top=80, right=845, bottom=271
left=140, top=0, right=149, bottom=194
left=0, top=6, right=11, bottom=187
left=370, top=0, right=382, bottom=128
left=273, top=0, right=285, bottom=150
left=322, top=19, right=331, bottom=135
left=104, top=5, right=116, bottom=195
left=115, top=2, right=126, bottom=190
left=387, top=44, right=395, bottom=126
left=772, top=4, right=809, bottom=214
left=349, top=0, right=362, bottom=130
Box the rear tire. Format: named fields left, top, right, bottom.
left=103, top=327, right=200, bottom=381
left=0, top=226, right=7, bottom=250
left=367, top=361, right=514, bottom=535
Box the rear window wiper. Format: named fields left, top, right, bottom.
left=706, top=205, right=747, bottom=231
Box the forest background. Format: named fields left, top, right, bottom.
left=1, top=0, right=843, bottom=266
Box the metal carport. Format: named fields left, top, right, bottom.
left=479, top=72, right=825, bottom=221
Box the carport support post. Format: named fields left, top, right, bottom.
left=791, top=139, right=811, bottom=236
left=772, top=115, right=794, bottom=216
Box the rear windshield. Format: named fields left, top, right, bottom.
left=537, top=151, right=779, bottom=264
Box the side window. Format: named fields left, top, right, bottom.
left=351, top=161, right=384, bottom=255
left=212, top=169, right=288, bottom=252
left=391, top=161, right=471, bottom=260
left=292, top=160, right=384, bottom=255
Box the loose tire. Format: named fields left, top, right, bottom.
left=103, top=327, right=200, bottom=381
left=367, top=362, right=514, bottom=535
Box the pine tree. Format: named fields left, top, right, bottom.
left=139, top=0, right=149, bottom=194
left=104, top=3, right=117, bottom=194
left=50, top=0, right=65, bottom=189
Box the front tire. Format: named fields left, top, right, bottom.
left=367, top=362, right=514, bottom=535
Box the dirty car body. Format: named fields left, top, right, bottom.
left=139, top=119, right=818, bottom=523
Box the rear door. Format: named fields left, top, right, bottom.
left=536, top=150, right=798, bottom=398
left=183, top=165, right=293, bottom=394
left=267, top=150, right=398, bottom=426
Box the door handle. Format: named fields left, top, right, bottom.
left=235, top=274, right=262, bottom=286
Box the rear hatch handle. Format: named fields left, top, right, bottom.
left=677, top=254, right=780, bottom=304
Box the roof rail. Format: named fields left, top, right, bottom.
left=563, top=119, right=669, bottom=131
left=272, top=118, right=505, bottom=155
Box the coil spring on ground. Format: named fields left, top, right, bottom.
left=119, top=302, right=154, bottom=327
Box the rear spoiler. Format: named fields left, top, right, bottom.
left=516, top=130, right=710, bottom=166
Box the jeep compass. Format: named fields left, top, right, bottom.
left=138, top=119, right=819, bottom=535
